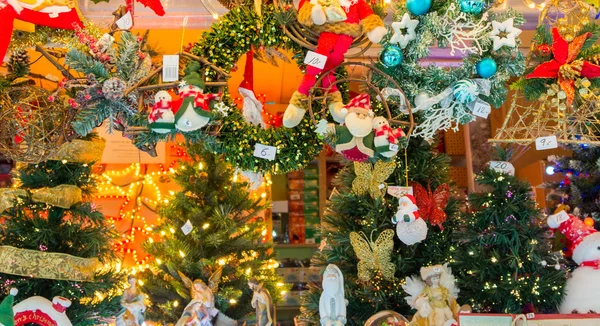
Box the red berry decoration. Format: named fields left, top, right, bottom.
left=537, top=43, right=552, bottom=56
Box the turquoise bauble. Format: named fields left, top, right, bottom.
left=476, top=58, right=497, bottom=78
left=406, top=0, right=431, bottom=16
left=453, top=80, right=479, bottom=104
left=460, top=0, right=485, bottom=14
left=379, top=45, right=403, bottom=68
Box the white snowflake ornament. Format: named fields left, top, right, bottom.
left=390, top=13, right=419, bottom=48
left=214, top=102, right=230, bottom=117
left=489, top=18, right=522, bottom=51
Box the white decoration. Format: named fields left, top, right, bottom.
left=390, top=13, right=419, bottom=48
left=315, top=119, right=329, bottom=136
left=489, top=18, right=522, bottom=51
left=178, top=80, right=188, bottom=88
left=304, top=50, right=328, bottom=69
left=439, top=4, right=490, bottom=56
left=13, top=296, right=72, bottom=326
left=253, top=144, right=277, bottom=161
left=181, top=220, right=193, bottom=235
left=392, top=195, right=427, bottom=245
left=239, top=87, right=265, bottom=128
left=162, top=55, right=180, bottom=82
left=214, top=102, right=230, bottom=117
left=320, top=264, right=347, bottom=326
left=240, top=170, right=264, bottom=190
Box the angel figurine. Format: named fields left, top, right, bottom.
left=175, top=267, right=222, bottom=326
left=402, top=264, right=461, bottom=326
left=248, top=278, right=275, bottom=326
left=116, top=275, right=146, bottom=326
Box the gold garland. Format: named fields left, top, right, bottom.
left=0, top=185, right=82, bottom=214
left=0, top=246, right=100, bottom=281
left=47, top=138, right=106, bottom=163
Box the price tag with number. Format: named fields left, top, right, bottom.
left=387, top=186, right=413, bottom=198
left=389, top=144, right=399, bottom=152
left=304, top=51, right=328, bottom=69
left=536, top=135, right=558, bottom=150
left=254, top=144, right=277, bottom=161
left=550, top=210, right=571, bottom=225
left=181, top=220, right=193, bottom=235
left=489, top=161, right=515, bottom=176
left=115, top=11, right=133, bottom=30
left=472, top=100, right=491, bottom=119
left=162, top=55, right=180, bottom=82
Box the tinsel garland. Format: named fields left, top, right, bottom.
left=8, top=21, right=102, bottom=53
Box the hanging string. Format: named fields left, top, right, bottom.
left=180, top=16, right=188, bottom=53
left=404, top=147, right=409, bottom=188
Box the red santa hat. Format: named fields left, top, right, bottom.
left=51, top=296, right=71, bottom=313
left=548, top=212, right=600, bottom=265
left=239, top=50, right=254, bottom=93
left=395, top=194, right=420, bottom=223
left=344, top=94, right=374, bottom=117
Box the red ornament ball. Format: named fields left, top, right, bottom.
left=537, top=44, right=552, bottom=56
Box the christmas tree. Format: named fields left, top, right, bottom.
left=0, top=139, right=123, bottom=325
left=453, top=160, right=566, bottom=313
left=301, top=138, right=459, bottom=325
left=139, top=144, right=282, bottom=322
left=545, top=146, right=600, bottom=230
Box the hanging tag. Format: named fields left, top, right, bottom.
left=115, top=11, right=133, bottom=30
left=304, top=51, right=328, bottom=69
left=550, top=210, right=571, bottom=225
left=535, top=135, right=558, bottom=150
left=489, top=161, right=515, bottom=176
left=162, top=55, right=180, bottom=82
left=387, top=186, right=413, bottom=198
left=181, top=220, right=193, bottom=235
left=472, top=100, right=491, bottom=119
left=253, top=144, right=277, bottom=161
left=95, top=34, right=115, bottom=53
left=389, top=144, right=399, bottom=152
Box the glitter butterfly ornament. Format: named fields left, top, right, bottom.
left=411, top=182, right=451, bottom=229
left=350, top=229, right=396, bottom=281
left=352, top=161, right=397, bottom=199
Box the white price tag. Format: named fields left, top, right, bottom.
left=472, top=101, right=491, bottom=119
left=526, top=313, right=535, bottom=319
left=389, top=144, right=399, bottom=152
left=551, top=210, right=571, bottom=225
left=181, top=220, right=193, bottom=235
left=303, top=51, right=328, bottom=69
left=489, top=161, right=515, bottom=176
left=387, top=186, right=413, bottom=198
left=535, top=135, right=558, bottom=150
left=378, top=183, right=385, bottom=190
left=162, top=55, right=180, bottom=82
left=115, top=11, right=133, bottom=30
left=253, top=144, right=277, bottom=161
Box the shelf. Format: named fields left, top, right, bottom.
left=276, top=305, right=302, bottom=311
left=275, top=243, right=318, bottom=248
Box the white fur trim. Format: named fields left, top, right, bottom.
left=572, top=232, right=600, bottom=265
left=52, top=296, right=71, bottom=308
left=9, top=288, right=17, bottom=296
left=366, top=26, right=387, bottom=44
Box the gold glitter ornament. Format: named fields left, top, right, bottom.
left=350, top=229, right=396, bottom=281
left=352, top=161, right=397, bottom=199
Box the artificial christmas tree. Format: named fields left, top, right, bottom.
left=139, top=144, right=283, bottom=323
left=0, top=138, right=123, bottom=325
left=453, top=164, right=566, bottom=313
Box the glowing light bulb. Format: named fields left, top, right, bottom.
left=546, top=166, right=555, bottom=175
left=179, top=250, right=185, bottom=258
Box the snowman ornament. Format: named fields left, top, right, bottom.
left=548, top=211, right=600, bottom=314
left=148, top=91, right=176, bottom=134
left=393, top=194, right=428, bottom=245
left=372, top=116, right=405, bottom=158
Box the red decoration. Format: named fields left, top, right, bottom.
left=527, top=28, right=600, bottom=106
left=410, top=182, right=451, bottom=230
left=537, top=43, right=552, bottom=56
left=15, top=310, right=58, bottom=326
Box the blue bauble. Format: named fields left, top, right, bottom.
left=459, top=0, right=485, bottom=14
left=406, top=0, right=431, bottom=16
left=379, top=45, right=404, bottom=68
left=453, top=79, right=479, bottom=104
left=476, top=57, right=497, bottom=78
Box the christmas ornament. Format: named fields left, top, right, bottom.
left=389, top=13, right=419, bottom=49
left=0, top=288, right=16, bottom=326
left=319, top=265, right=346, bottom=326
left=116, top=275, right=146, bottom=326
left=452, top=79, right=479, bottom=104
left=403, top=264, right=461, bottom=326
left=392, top=195, right=428, bottom=245
left=537, top=43, right=552, bottom=56
left=406, top=0, right=431, bottom=16
left=352, top=160, right=397, bottom=199
left=459, top=0, right=485, bottom=14
left=364, top=311, right=410, bottom=326
left=148, top=90, right=175, bottom=134
left=489, top=18, right=522, bottom=51
left=349, top=229, right=395, bottom=281
left=527, top=28, right=600, bottom=107
left=548, top=212, right=600, bottom=314
left=283, top=0, right=387, bottom=128
left=248, top=278, right=275, bottom=326
left=411, top=182, right=451, bottom=229
left=102, top=78, right=126, bottom=101
left=7, top=49, right=30, bottom=77
left=13, top=296, right=72, bottom=326
left=239, top=50, right=266, bottom=129
left=379, top=45, right=404, bottom=68
left=476, top=57, right=497, bottom=78
left=372, top=116, right=405, bottom=158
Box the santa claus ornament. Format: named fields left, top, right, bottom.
left=548, top=211, right=600, bottom=314
left=393, top=194, right=428, bottom=245
left=282, top=0, right=388, bottom=128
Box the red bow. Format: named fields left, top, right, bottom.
left=580, top=260, right=600, bottom=269
left=375, top=124, right=405, bottom=144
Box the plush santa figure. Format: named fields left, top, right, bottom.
left=148, top=90, right=176, bottom=134
left=282, top=0, right=388, bottom=128
left=174, top=61, right=220, bottom=132
left=372, top=116, right=405, bottom=158
left=393, top=194, right=428, bottom=245
left=548, top=212, right=600, bottom=314
left=13, top=296, right=72, bottom=326
left=238, top=50, right=266, bottom=129
left=319, top=264, right=347, bottom=326
left=0, top=0, right=83, bottom=62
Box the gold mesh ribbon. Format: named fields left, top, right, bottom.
left=32, top=185, right=82, bottom=208
left=0, top=246, right=100, bottom=281
left=0, top=189, right=27, bottom=214
left=352, top=161, right=397, bottom=199
left=47, top=138, right=106, bottom=163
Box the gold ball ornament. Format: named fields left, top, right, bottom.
left=565, top=34, right=574, bottom=42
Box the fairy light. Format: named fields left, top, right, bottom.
left=173, top=300, right=179, bottom=307
left=202, top=223, right=210, bottom=229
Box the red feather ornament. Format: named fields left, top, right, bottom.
left=410, top=182, right=451, bottom=230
